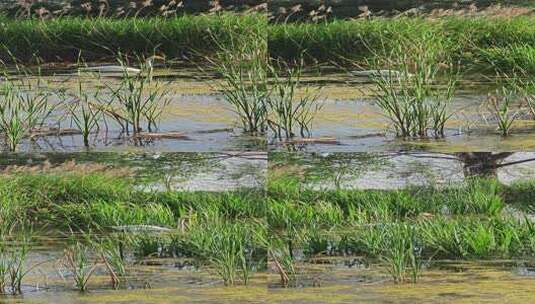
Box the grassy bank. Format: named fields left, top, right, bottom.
left=269, top=16, right=535, bottom=73
left=3, top=171, right=535, bottom=289
left=3, top=171, right=535, bottom=260
left=0, top=13, right=266, bottom=63
left=0, top=172, right=265, bottom=229
left=267, top=172, right=535, bottom=283
left=0, top=171, right=267, bottom=288
left=2, top=14, right=535, bottom=74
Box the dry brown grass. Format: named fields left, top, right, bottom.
left=424, top=4, right=534, bottom=18
left=1, top=160, right=133, bottom=176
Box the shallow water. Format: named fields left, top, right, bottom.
left=1, top=236, right=268, bottom=304
left=2, top=68, right=266, bottom=152
left=270, top=151, right=535, bottom=190
left=6, top=67, right=534, bottom=152
left=270, top=73, right=535, bottom=152
left=7, top=239, right=535, bottom=304
left=267, top=259, right=535, bottom=304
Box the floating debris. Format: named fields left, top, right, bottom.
left=29, top=127, right=82, bottom=138
left=280, top=137, right=341, bottom=145
left=135, top=132, right=191, bottom=140
left=111, top=225, right=173, bottom=233
left=348, top=70, right=413, bottom=78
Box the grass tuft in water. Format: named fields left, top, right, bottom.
left=60, top=241, right=99, bottom=292
left=268, top=61, right=322, bottom=141
left=64, top=69, right=104, bottom=147
left=368, top=33, right=457, bottom=138
left=379, top=223, right=423, bottom=284
left=0, top=226, right=33, bottom=295
left=206, top=17, right=269, bottom=135
left=486, top=85, right=523, bottom=136
left=103, top=54, right=171, bottom=137
left=0, top=77, right=55, bottom=151
left=189, top=217, right=265, bottom=286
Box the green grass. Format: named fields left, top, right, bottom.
left=0, top=171, right=266, bottom=287
left=268, top=173, right=535, bottom=262
left=0, top=13, right=266, bottom=63
left=0, top=172, right=265, bottom=230
left=3, top=170, right=535, bottom=288
left=269, top=16, right=535, bottom=73
left=2, top=14, right=534, bottom=75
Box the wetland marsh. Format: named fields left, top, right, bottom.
left=2, top=0, right=535, bottom=303
left=1, top=152, right=535, bottom=303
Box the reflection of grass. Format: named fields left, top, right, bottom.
left=269, top=152, right=388, bottom=188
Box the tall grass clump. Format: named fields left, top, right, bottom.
left=379, top=224, right=423, bottom=284
left=104, top=55, right=171, bottom=136
left=189, top=218, right=265, bottom=286
left=0, top=77, right=55, bottom=151
left=268, top=61, right=322, bottom=141
left=0, top=226, right=34, bottom=295
left=486, top=85, right=523, bottom=136
left=96, top=237, right=128, bottom=288
left=207, top=15, right=269, bottom=134
left=369, top=32, right=458, bottom=138
left=268, top=237, right=297, bottom=287
left=479, top=43, right=535, bottom=74
left=64, top=71, right=103, bottom=147
left=60, top=241, right=99, bottom=292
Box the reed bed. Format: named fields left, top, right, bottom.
left=267, top=171, right=535, bottom=284
left=0, top=13, right=265, bottom=63
left=3, top=170, right=535, bottom=289
left=269, top=16, right=535, bottom=73
left=0, top=54, right=174, bottom=151
left=2, top=13, right=534, bottom=74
